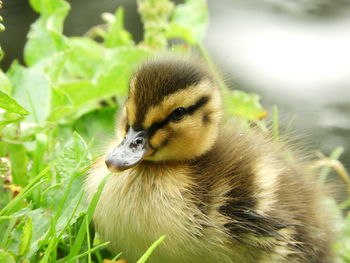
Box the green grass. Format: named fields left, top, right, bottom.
left=0, top=0, right=349, bottom=262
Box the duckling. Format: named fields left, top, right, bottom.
left=86, top=57, right=335, bottom=263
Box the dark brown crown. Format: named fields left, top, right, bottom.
left=130, top=58, right=211, bottom=128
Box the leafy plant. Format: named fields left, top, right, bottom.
left=1, top=0, right=347, bottom=262
left=0, top=0, right=219, bottom=261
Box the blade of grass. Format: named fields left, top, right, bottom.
left=0, top=216, right=16, bottom=220
left=30, top=133, right=48, bottom=207
left=56, top=191, right=85, bottom=242
left=68, top=222, right=73, bottom=251
left=319, top=147, right=344, bottom=183
left=85, top=216, right=92, bottom=263
left=0, top=159, right=55, bottom=216
left=40, top=140, right=90, bottom=250
left=39, top=227, right=58, bottom=263
left=47, top=172, right=83, bottom=230
left=95, top=250, right=103, bottom=263
left=136, top=235, right=166, bottom=263
left=111, top=252, right=123, bottom=261
left=62, top=173, right=111, bottom=262
left=0, top=179, right=47, bottom=216
left=255, top=120, right=269, bottom=133
left=0, top=217, right=16, bottom=248
left=65, top=241, right=110, bottom=263
left=40, top=191, right=85, bottom=263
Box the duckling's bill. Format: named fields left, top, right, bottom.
left=105, top=127, right=153, bottom=171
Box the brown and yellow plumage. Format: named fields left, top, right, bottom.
left=86, top=57, right=335, bottom=263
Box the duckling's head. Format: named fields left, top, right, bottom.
left=106, top=58, right=222, bottom=171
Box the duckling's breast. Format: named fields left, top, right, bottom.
left=86, top=160, right=259, bottom=263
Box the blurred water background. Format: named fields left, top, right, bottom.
left=1, top=0, right=349, bottom=171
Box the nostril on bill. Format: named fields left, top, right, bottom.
left=130, top=138, right=144, bottom=150
left=135, top=138, right=143, bottom=145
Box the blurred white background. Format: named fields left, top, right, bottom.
left=205, top=0, right=350, bottom=170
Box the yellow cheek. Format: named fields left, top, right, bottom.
left=149, top=129, right=169, bottom=148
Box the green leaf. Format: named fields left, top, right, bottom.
left=0, top=250, right=16, bottom=263
left=2, top=208, right=51, bottom=260
left=96, top=47, right=150, bottom=97
left=61, top=37, right=105, bottom=81
left=30, top=0, right=68, bottom=16
left=104, top=8, right=134, bottom=48
left=56, top=81, right=101, bottom=122
left=59, top=81, right=98, bottom=107
left=43, top=132, right=90, bottom=225
left=73, top=107, right=117, bottom=155
left=5, top=219, right=26, bottom=256
left=51, top=87, right=72, bottom=109
left=6, top=144, right=29, bottom=186
left=25, top=0, right=70, bottom=65
left=224, top=90, right=267, bottom=121
left=53, top=45, right=149, bottom=122
left=0, top=112, right=24, bottom=127
left=19, top=216, right=33, bottom=257
left=35, top=51, right=67, bottom=85
left=0, top=217, right=16, bottom=249
left=48, top=87, right=73, bottom=122
left=35, top=133, right=91, bottom=261
left=7, top=62, right=51, bottom=123
left=168, top=0, right=208, bottom=44
left=24, top=22, right=68, bottom=66
left=0, top=70, right=12, bottom=94
left=55, top=132, right=90, bottom=183
left=25, top=209, right=51, bottom=259
left=0, top=90, right=30, bottom=115
left=0, top=122, right=51, bottom=142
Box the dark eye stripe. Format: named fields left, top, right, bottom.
left=187, top=96, right=209, bottom=114
left=147, top=96, right=210, bottom=137
left=147, top=117, right=171, bottom=137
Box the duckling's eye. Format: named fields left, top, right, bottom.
left=169, top=107, right=187, bottom=122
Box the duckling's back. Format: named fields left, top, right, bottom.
left=187, top=124, right=335, bottom=263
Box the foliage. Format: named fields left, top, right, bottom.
left=0, top=0, right=348, bottom=262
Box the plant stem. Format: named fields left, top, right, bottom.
left=137, top=0, right=174, bottom=49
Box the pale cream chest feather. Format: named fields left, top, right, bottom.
left=85, top=162, right=246, bottom=263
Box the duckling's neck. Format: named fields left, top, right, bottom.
left=136, top=159, right=188, bottom=173
left=131, top=160, right=192, bottom=187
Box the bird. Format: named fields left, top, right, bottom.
left=85, top=56, right=335, bottom=263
